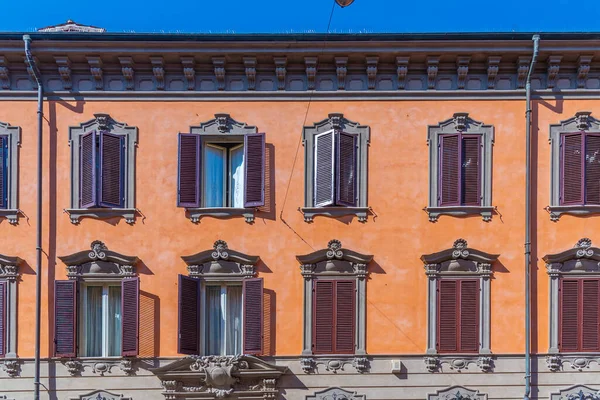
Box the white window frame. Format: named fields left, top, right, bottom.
left=201, top=282, right=244, bottom=356
left=202, top=141, right=246, bottom=208
left=79, top=282, right=122, bottom=358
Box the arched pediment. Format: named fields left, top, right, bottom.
left=550, top=385, right=600, bottom=400
left=544, top=238, right=600, bottom=275
left=306, top=387, right=366, bottom=400
left=59, top=241, right=139, bottom=280
left=296, top=239, right=373, bottom=277
left=428, top=386, right=487, bottom=400
left=421, top=239, right=498, bottom=275
left=182, top=240, right=260, bottom=279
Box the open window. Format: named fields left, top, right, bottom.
left=177, top=240, right=264, bottom=356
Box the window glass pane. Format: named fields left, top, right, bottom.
left=226, top=286, right=243, bottom=354
left=230, top=146, right=245, bottom=208
left=84, top=286, right=103, bottom=357
left=206, top=286, right=224, bottom=355
left=204, top=145, right=225, bottom=207
left=107, top=286, right=122, bottom=356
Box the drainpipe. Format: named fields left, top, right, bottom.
left=524, top=34, right=540, bottom=400
left=24, top=34, right=44, bottom=400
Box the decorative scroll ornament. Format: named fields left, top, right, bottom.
left=244, top=57, right=257, bottom=90
left=452, top=113, right=469, bottom=131
left=89, top=240, right=108, bottom=260
left=517, top=56, right=530, bottom=89
left=396, top=56, right=409, bottom=90
left=547, top=55, right=562, bottom=88
left=213, top=57, right=226, bottom=91
left=151, top=57, right=165, bottom=90
left=577, top=55, right=593, bottom=88
left=87, top=57, right=103, bottom=90
left=366, top=57, right=378, bottom=90
left=575, top=111, right=592, bottom=131
left=456, top=56, right=470, bottom=90
left=486, top=56, right=500, bottom=89
left=326, top=239, right=343, bottom=259
left=274, top=57, right=287, bottom=90
left=335, top=57, right=348, bottom=90
left=546, top=355, right=562, bottom=372
left=211, top=240, right=230, bottom=260
left=427, top=57, right=439, bottom=89
left=2, top=360, right=19, bottom=377
left=575, top=237, right=594, bottom=257
left=181, top=57, right=196, bottom=90
left=565, top=391, right=600, bottom=400
left=452, top=238, right=469, bottom=258
left=305, top=57, right=317, bottom=90
left=0, top=56, right=11, bottom=89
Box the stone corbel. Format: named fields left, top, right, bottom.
left=576, top=110, right=592, bottom=130
left=487, top=56, right=500, bottom=89
left=424, top=356, right=439, bottom=372
left=477, top=263, right=492, bottom=279
left=299, top=263, right=316, bottom=279
left=476, top=356, right=493, bottom=372
left=87, top=56, right=103, bottom=90
left=352, top=357, right=369, bottom=373
left=546, top=355, right=561, bottom=372
left=353, top=263, right=368, bottom=279
left=577, top=55, right=593, bottom=88
left=300, top=358, right=315, bottom=374
left=0, top=264, right=19, bottom=281
left=452, top=112, right=469, bottom=131
left=181, top=56, right=196, bottom=90
left=2, top=359, right=19, bottom=377
left=396, top=56, right=409, bottom=90
left=213, top=57, right=226, bottom=90
left=335, top=57, right=348, bottom=90
left=517, top=56, right=531, bottom=89
left=25, top=55, right=40, bottom=89
left=366, top=56, right=378, bottom=90
left=150, top=56, right=165, bottom=90
left=119, top=359, right=135, bottom=375
left=305, top=57, right=317, bottom=90
left=424, top=263, right=440, bottom=278
left=456, top=56, right=470, bottom=89
left=64, top=360, right=83, bottom=376
left=244, top=57, right=257, bottom=90
left=118, top=57, right=135, bottom=90
left=55, top=56, right=72, bottom=90
left=0, top=56, right=10, bottom=89
left=546, top=55, right=562, bottom=89
left=274, top=57, right=287, bottom=90
left=427, top=56, right=439, bottom=90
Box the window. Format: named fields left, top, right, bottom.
left=67, top=114, right=138, bottom=224
left=427, top=113, right=494, bottom=222
left=313, top=280, right=355, bottom=354
left=437, top=279, right=479, bottom=353
left=302, top=113, right=370, bottom=222
left=0, top=121, right=21, bottom=224
left=79, top=284, right=123, bottom=357
left=177, top=240, right=264, bottom=356
left=0, top=253, right=22, bottom=359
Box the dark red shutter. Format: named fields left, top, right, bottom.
left=560, top=279, right=580, bottom=351
left=0, top=280, right=6, bottom=357
left=178, top=274, right=200, bottom=355
left=581, top=279, right=600, bottom=351
left=335, top=280, right=355, bottom=354
left=244, top=133, right=266, bottom=207
left=313, top=280, right=334, bottom=353
left=336, top=132, right=358, bottom=207
left=439, top=135, right=460, bottom=206
left=121, top=277, right=139, bottom=357
left=314, top=131, right=335, bottom=207
left=458, top=280, right=479, bottom=352
left=585, top=134, right=600, bottom=205
left=79, top=130, right=97, bottom=208
left=177, top=133, right=201, bottom=208
left=99, top=132, right=125, bottom=208
left=461, top=135, right=481, bottom=206
left=54, top=280, right=77, bottom=358
left=561, top=133, right=584, bottom=205
left=438, top=279, right=457, bottom=352
left=0, top=136, right=7, bottom=209
left=243, top=278, right=263, bottom=354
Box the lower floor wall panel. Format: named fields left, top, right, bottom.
left=0, top=356, right=599, bottom=400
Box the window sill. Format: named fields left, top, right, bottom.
left=185, top=207, right=256, bottom=223
left=424, top=354, right=493, bottom=373
left=0, top=209, right=21, bottom=225
left=65, top=208, right=137, bottom=225
left=425, top=206, right=494, bottom=222
left=545, top=352, right=600, bottom=372
left=546, top=205, right=600, bottom=221
left=300, top=207, right=370, bottom=223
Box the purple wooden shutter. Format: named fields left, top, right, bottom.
left=54, top=280, right=77, bottom=357
left=458, top=280, right=479, bottom=352
left=334, top=280, right=355, bottom=354
left=177, top=133, right=201, bottom=208
left=178, top=274, right=200, bottom=355
left=314, top=131, right=335, bottom=207
left=559, top=279, right=580, bottom=351
left=121, top=277, right=139, bottom=357
left=244, top=133, right=266, bottom=207
left=439, top=135, right=460, bottom=206
left=243, top=278, right=263, bottom=354
left=461, top=135, right=481, bottom=206
left=336, top=132, right=358, bottom=207
left=79, top=130, right=97, bottom=208
left=582, top=279, right=600, bottom=351
left=585, top=134, right=600, bottom=205
left=561, top=133, right=584, bottom=205
left=437, top=279, right=457, bottom=352
left=99, top=132, right=125, bottom=208
left=0, top=136, right=7, bottom=209
left=0, top=281, right=6, bottom=357
left=313, top=280, right=334, bottom=354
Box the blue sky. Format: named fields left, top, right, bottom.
left=2, top=0, right=600, bottom=33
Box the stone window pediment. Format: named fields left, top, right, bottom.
left=59, top=240, right=139, bottom=281
left=68, top=390, right=132, bottom=400
left=421, top=238, right=498, bottom=277
left=428, top=386, right=487, bottom=400
left=306, top=387, right=366, bottom=400
left=182, top=240, right=260, bottom=281
left=544, top=238, right=600, bottom=275
left=550, top=385, right=600, bottom=400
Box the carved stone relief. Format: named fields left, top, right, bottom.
left=306, top=387, right=366, bottom=400
left=550, top=385, right=600, bottom=400
left=68, top=390, right=132, bottom=400
left=428, top=386, right=487, bottom=400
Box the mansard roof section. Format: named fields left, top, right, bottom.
left=421, top=238, right=500, bottom=264
left=543, top=238, right=600, bottom=264
left=181, top=240, right=260, bottom=266
left=296, top=239, right=373, bottom=265
left=59, top=240, right=139, bottom=266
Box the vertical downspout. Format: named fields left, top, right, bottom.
left=524, top=34, right=540, bottom=400
left=23, top=34, right=44, bottom=400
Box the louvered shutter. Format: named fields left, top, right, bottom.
left=560, top=279, right=580, bottom=351
left=561, top=133, right=584, bottom=205
left=80, top=131, right=97, bottom=208
left=0, top=136, right=7, bottom=209
left=439, top=135, right=460, bottom=206
left=0, top=281, right=6, bottom=357
left=314, top=131, right=335, bottom=207
left=178, top=274, right=200, bottom=355
left=177, top=133, right=201, bottom=208
left=244, top=133, right=266, bottom=207
left=121, top=277, right=139, bottom=357
left=243, top=278, right=263, bottom=354
left=335, top=280, right=355, bottom=354
left=336, top=132, right=358, bottom=207
left=459, top=280, right=479, bottom=352
left=54, top=280, right=77, bottom=357
left=461, top=136, right=481, bottom=206
left=99, top=132, right=125, bottom=208
left=582, top=279, right=600, bottom=351
left=313, top=280, right=334, bottom=354
left=438, top=279, right=457, bottom=352
left=585, top=134, right=600, bottom=205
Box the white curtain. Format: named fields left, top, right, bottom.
left=85, top=286, right=103, bottom=357
left=204, top=145, right=225, bottom=207
left=230, top=146, right=245, bottom=208
left=107, top=286, right=122, bottom=356
left=206, top=286, right=223, bottom=355
left=226, top=286, right=242, bottom=354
